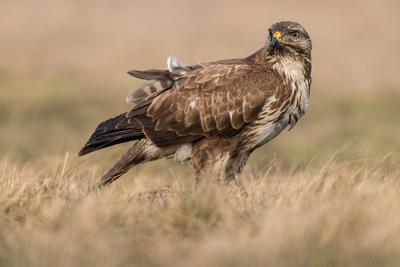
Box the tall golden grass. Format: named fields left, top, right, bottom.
left=0, top=154, right=399, bottom=266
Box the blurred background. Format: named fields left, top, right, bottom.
left=1, top=0, right=399, bottom=173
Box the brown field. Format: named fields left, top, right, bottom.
left=0, top=0, right=400, bottom=266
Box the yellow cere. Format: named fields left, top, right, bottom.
left=273, top=31, right=282, bottom=40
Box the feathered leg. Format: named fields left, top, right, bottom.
left=224, top=153, right=250, bottom=191
left=191, top=138, right=241, bottom=186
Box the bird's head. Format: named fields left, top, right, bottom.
left=266, top=21, right=312, bottom=59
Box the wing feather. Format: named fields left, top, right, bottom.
left=130, top=62, right=274, bottom=146
left=81, top=50, right=283, bottom=153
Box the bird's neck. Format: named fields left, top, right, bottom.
left=255, top=48, right=311, bottom=79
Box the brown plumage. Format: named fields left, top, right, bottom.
left=79, top=21, right=312, bottom=188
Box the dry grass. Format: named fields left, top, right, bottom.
left=0, top=154, right=399, bottom=267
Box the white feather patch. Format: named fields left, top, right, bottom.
left=167, top=56, right=187, bottom=72
left=174, top=144, right=192, bottom=162
left=272, top=57, right=310, bottom=114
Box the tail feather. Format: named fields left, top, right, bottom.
left=78, top=113, right=144, bottom=156
left=127, top=69, right=170, bottom=80
left=125, top=56, right=198, bottom=105
left=126, top=56, right=191, bottom=81
left=96, top=140, right=148, bottom=188
left=125, top=79, right=173, bottom=105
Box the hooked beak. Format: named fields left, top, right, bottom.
left=272, top=31, right=283, bottom=48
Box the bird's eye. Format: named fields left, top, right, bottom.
left=291, top=31, right=300, bottom=38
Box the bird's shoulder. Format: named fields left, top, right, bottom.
left=175, top=48, right=278, bottom=91
left=174, top=61, right=252, bottom=91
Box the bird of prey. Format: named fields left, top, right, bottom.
left=79, top=21, right=312, bottom=188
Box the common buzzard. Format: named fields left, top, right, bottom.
left=79, top=21, right=312, bottom=188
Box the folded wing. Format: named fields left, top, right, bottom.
left=80, top=54, right=277, bottom=155
left=127, top=62, right=271, bottom=147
